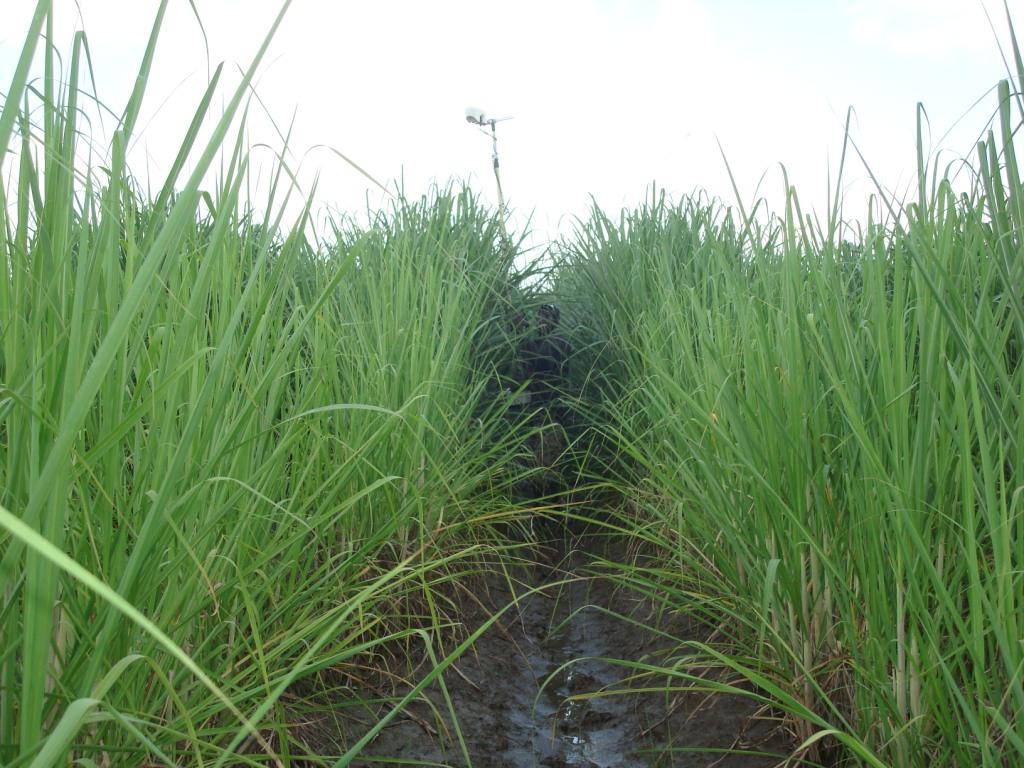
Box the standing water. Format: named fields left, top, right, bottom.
left=337, top=532, right=792, bottom=766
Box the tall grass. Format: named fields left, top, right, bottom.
left=556, top=45, right=1024, bottom=768
left=0, top=3, right=530, bottom=764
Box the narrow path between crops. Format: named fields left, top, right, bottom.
left=328, top=528, right=794, bottom=767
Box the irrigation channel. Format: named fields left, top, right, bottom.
left=311, top=528, right=795, bottom=766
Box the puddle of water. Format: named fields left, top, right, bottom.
left=347, top=538, right=793, bottom=768
left=514, top=555, right=650, bottom=768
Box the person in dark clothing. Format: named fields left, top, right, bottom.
left=523, top=304, right=570, bottom=418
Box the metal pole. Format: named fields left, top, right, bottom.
left=490, top=119, right=506, bottom=214
left=489, top=119, right=510, bottom=249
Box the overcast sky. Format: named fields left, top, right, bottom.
left=1, top=1, right=1020, bottom=247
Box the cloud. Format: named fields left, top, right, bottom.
left=845, top=0, right=998, bottom=57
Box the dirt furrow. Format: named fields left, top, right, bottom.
left=328, top=534, right=793, bottom=766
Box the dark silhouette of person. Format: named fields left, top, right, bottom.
left=523, top=304, right=570, bottom=421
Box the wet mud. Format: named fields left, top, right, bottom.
left=325, top=533, right=795, bottom=766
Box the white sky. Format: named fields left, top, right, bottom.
left=1, top=1, right=1021, bottom=248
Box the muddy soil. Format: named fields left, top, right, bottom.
left=316, top=532, right=795, bottom=767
